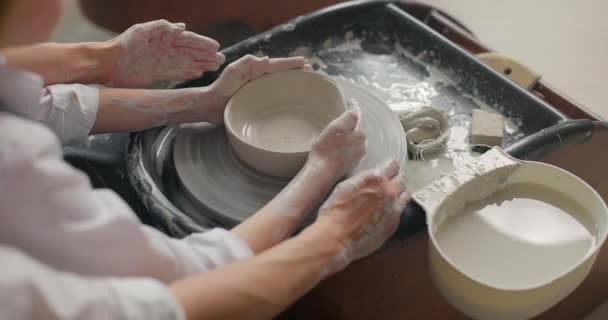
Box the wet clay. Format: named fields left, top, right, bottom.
left=435, top=182, right=596, bottom=289
left=225, top=70, right=347, bottom=177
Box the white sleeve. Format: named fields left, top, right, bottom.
left=39, top=84, right=99, bottom=145
left=0, top=68, right=97, bottom=145
left=0, top=114, right=253, bottom=284
left=0, top=246, right=185, bottom=320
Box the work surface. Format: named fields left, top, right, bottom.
left=280, top=129, right=608, bottom=319
left=282, top=234, right=608, bottom=319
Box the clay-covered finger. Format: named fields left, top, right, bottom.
left=321, top=111, right=358, bottom=137
left=395, top=190, right=412, bottom=212
left=335, top=170, right=381, bottom=195
left=251, top=56, right=272, bottom=79
left=215, top=52, right=226, bottom=65
left=354, top=171, right=385, bottom=194
left=338, top=111, right=359, bottom=131
left=359, top=173, right=385, bottom=188
left=170, top=22, right=186, bottom=33
left=177, top=46, right=222, bottom=61
left=353, top=110, right=364, bottom=133
left=264, top=56, right=306, bottom=73
left=376, top=159, right=400, bottom=180
left=174, top=31, right=220, bottom=52
left=147, top=19, right=172, bottom=30
left=352, top=130, right=366, bottom=143
left=347, top=99, right=361, bottom=112
left=188, top=58, right=223, bottom=73
left=302, top=64, right=314, bottom=71
left=343, top=111, right=360, bottom=133
left=390, top=173, right=408, bottom=195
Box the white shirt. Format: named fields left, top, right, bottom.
left=0, top=62, right=253, bottom=319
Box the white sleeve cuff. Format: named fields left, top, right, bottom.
left=204, top=228, right=255, bottom=262
left=40, top=84, right=99, bottom=145
left=110, top=278, right=185, bottom=320
left=177, top=228, right=254, bottom=277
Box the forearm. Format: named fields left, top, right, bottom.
left=1, top=42, right=115, bottom=85
left=233, top=161, right=339, bottom=253
left=171, top=222, right=343, bottom=320
left=93, top=87, right=216, bottom=133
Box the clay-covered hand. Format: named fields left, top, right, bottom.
left=202, top=55, right=308, bottom=124
left=313, top=159, right=410, bottom=272
left=105, top=20, right=225, bottom=88
left=308, top=108, right=367, bottom=179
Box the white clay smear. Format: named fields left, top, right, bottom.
left=435, top=182, right=596, bottom=289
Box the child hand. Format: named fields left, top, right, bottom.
left=308, top=109, right=366, bottom=180
left=201, top=55, right=307, bottom=125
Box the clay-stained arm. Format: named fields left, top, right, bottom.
left=171, top=161, right=410, bottom=320
left=171, top=224, right=342, bottom=320
left=93, top=87, right=215, bottom=133
left=1, top=42, right=114, bottom=85
left=93, top=55, right=306, bottom=133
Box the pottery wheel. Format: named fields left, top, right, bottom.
left=173, top=79, right=407, bottom=226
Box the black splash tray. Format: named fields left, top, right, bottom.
left=179, top=0, right=567, bottom=141
left=167, top=0, right=575, bottom=236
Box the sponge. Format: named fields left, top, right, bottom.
left=471, top=109, right=504, bottom=147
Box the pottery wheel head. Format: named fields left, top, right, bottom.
left=173, top=79, right=407, bottom=226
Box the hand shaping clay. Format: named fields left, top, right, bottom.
left=471, top=109, right=504, bottom=147
left=225, top=70, right=347, bottom=177
left=173, top=79, right=407, bottom=225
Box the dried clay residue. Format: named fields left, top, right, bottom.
left=287, top=31, right=524, bottom=192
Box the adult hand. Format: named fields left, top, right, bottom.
left=106, top=20, right=224, bottom=88
left=202, top=55, right=308, bottom=124
left=308, top=109, right=366, bottom=179
left=313, top=159, right=410, bottom=273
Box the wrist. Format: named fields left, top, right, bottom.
left=286, top=160, right=341, bottom=209
left=165, top=87, right=219, bottom=124
left=84, top=40, right=120, bottom=85
left=302, top=158, right=342, bottom=183
left=208, top=81, right=231, bottom=105
left=298, top=221, right=350, bottom=276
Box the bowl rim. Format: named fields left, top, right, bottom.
left=224, top=69, right=348, bottom=155
left=427, top=160, right=608, bottom=292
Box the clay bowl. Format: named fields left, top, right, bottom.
left=224, top=70, right=348, bottom=177
left=414, top=148, right=608, bottom=320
